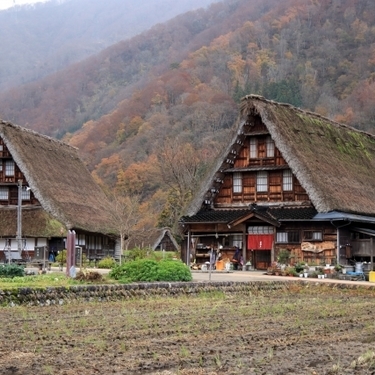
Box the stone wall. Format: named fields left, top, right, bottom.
left=0, top=281, right=374, bottom=307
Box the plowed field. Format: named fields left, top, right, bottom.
left=0, top=284, right=374, bottom=375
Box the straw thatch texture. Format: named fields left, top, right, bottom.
left=241, top=95, right=375, bottom=215
left=0, top=121, right=116, bottom=235
left=184, top=95, right=375, bottom=217
left=0, top=206, right=64, bottom=237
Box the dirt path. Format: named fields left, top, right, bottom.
left=0, top=284, right=374, bottom=375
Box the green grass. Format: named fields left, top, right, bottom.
left=0, top=272, right=115, bottom=289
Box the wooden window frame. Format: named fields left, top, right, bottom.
left=0, top=186, right=9, bottom=200
left=21, top=189, right=30, bottom=201
left=233, top=172, right=242, bottom=193
left=256, top=171, right=268, bottom=192
left=276, top=231, right=300, bottom=244
left=303, top=231, right=323, bottom=241
left=266, top=136, right=275, bottom=157
left=282, top=169, right=293, bottom=191
left=5, top=160, right=15, bottom=176
left=249, top=138, right=257, bottom=158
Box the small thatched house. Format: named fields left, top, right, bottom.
left=0, top=120, right=118, bottom=262
left=126, top=228, right=179, bottom=252
left=180, top=95, right=375, bottom=271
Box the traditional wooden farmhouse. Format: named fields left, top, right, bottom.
left=0, top=120, right=118, bottom=263
left=126, top=228, right=180, bottom=252
left=180, top=95, right=375, bottom=271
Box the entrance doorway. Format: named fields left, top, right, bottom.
left=253, top=250, right=271, bottom=270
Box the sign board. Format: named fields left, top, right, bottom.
left=34, top=246, right=48, bottom=260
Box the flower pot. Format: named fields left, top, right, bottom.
left=304, top=273, right=308, bottom=278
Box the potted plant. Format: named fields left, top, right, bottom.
left=277, top=249, right=290, bottom=266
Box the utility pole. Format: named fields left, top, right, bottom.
left=16, top=179, right=22, bottom=255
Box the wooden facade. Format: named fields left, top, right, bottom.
left=0, top=122, right=117, bottom=263
left=180, top=96, right=375, bottom=271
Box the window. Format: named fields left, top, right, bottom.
left=248, top=226, right=273, bottom=234
left=266, top=136, right=275, bottom=157
left=303, top=231, right=322, bottom=241
left=249, top=138, right=257, bottom=158
left=256, top=171, right=268, bottom=192
left=21, top=188, right=30, bottom=201
left=5, top=160, right=14, bottom=176
left=276, top=231, right=300, bottom=243
left=0, top=187, right=9, bottom=200
left=283, top=169, right=293, bottom=191
left=232, top=234, right=242, bottom=248
left=233, top=172, right=242, bottom=193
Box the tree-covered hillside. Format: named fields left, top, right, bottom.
left=1, top=0, right=375, bottom=235
left=0, top=0, right=216, bottom=91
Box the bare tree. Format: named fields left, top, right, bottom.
left=109, top=193, right=143, bottom=262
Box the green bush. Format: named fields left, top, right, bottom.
left=97, top=257, right=116, bottom=269
left=151, top=251, right=179, bottom=261
left=109, top=259, right=192, bottom=283
left=156, top=259, right=191, bottom=281
left=0, top=264, right=25, bottom=278
left=56, top=249, right=67, bottom=264
left=122, top=247, right=151, bottom=261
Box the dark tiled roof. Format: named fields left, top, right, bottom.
left=268, top=206, right=317, bottom=220
left=180, top=209, right=251, bottom=223
left=180, top=206, right=317, bottom=224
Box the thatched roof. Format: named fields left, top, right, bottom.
left=185, top=95, right=375, bottom=217
left=127, top=228, right=180, bottom=251
left=0, top=120, right=116, bottom=235
left=0, top=206, right=65, bottom=237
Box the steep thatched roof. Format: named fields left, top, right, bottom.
left=127, top=228, right=180, bottom=251
left=185, top=95, right=375, bottom=217
left=0, top=120, right=116, bottom=235
left=0, top=206, right=65, bottom=237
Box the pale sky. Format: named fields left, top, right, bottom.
left=0, top=0, right=51, bottom=10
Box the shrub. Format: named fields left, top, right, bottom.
left=0, top=264, right=25, bottom=278
left=277, top=249, right=290, bottom=265
left=56, top=250, right=67, bottom=264
left=75, top=270, right=103, bottom=282
left=122, top=247, right=150, bottom=262
left=97, top=257, right=116, bottom=269
left=109, top=259, right=192, bottom=283
left=156, top=259, right=192, bottom=281
left=151, top=251, right=179, bottom=261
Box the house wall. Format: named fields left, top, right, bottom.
left=0, top=137, right=39, bottom=206
left=214, top=132, right=309, bottom=206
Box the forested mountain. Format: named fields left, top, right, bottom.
left=1, top=0, right=375, bottom=234
left=0, top=0, right=216, bottom=91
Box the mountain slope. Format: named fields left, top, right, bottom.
left=0, top=0, right=217, bottom=91
left=1, top=0, right=375, bottom=231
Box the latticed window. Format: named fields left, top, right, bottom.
left=21, top=188, right=30, bottom=200
left=276, top=231, right=300, bottom=243
left=0, top=187, right=9, bottom=200
left=233, top=172, right=242, bottom=193
left=303, top=231, right=323, bottom=241
left=248, top=226, right=273, bottom=234
left=249, top=138, right=257, bottom=158
left=5, top=160, right=14, bottom=176
left=256, top=171, right=268, bottom=192
left=283, top=169, right=293, bottom=191
left=266, top=136, right=275, bottom=157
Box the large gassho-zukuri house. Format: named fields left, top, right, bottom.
left=0, top=120, right=118, bottom=263
left=179, top=95, right=375, bottom=271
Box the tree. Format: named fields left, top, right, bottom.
left=108, top=193, right=143, bottom=262
left=157, top=139, right=208, bottom=233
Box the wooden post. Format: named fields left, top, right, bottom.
left=371, top=237, right=374, bottom=272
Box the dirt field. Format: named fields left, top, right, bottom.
left=0, top=283, right=374, bottom=375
